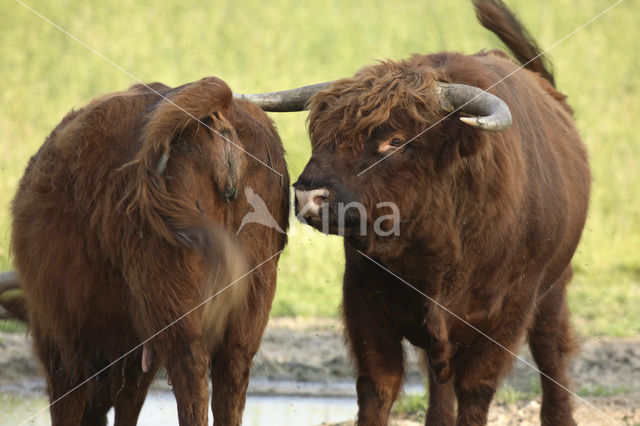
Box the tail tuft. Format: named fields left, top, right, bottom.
left=186, top=224, right=248, bottom=352
left=473, top=0, right=556, bottom=86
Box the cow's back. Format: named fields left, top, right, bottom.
left=419, top=51, right=590, bottom=334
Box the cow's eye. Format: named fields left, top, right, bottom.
left=378, top=137, right=406, bottom=153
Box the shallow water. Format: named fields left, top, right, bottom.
left=1, top=391, right=358, bottom=425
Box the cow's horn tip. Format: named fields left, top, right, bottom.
left=459, top=116, right=482, bottom=128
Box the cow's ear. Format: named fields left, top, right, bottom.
left=439, top=116, right=488, bottom=165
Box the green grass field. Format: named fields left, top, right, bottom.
left=0, top=0, right=638, bottom=336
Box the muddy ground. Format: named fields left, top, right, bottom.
left=1, top=318, right=639, bottom=424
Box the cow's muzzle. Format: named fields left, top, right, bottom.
left=295, top=188, right=329, bottom=219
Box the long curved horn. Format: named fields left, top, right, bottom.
left=436, top=82, right=512, bottom=132
left=233, top=82, right=333, bottom=112
left=236, top=80, right=511, bottom=131
left=0, top=271, right=27, bottom=322
left=0, top=271, right=18, bottom=290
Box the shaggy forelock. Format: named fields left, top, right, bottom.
left=308, top=56, right=445, bottom=151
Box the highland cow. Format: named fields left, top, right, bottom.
left=239, top=1, right=589, bottom=425
left=9, top=77, right=289, bottom=425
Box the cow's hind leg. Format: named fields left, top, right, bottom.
left=210, top=317, right=267, bottom=425
left=528, top=266, right=577, bottom=426
left=210, top=265, right=276, bottom=426
left=452, top=314, right=534, bottom=426
left=451, top=342, right=505, bottom=426
left=148, top=311, right=209, bottom=425
left=80, top=365, right=113, bottom=426
left=113, top=350, right=157, bottom=426
left=128, top=265, right=210, bottom=425
left=344, top=281, right=404, bottom=426
left=163, top=332, right=210, bottom=426
left=210, top=342, right=254, bottom=426
left=80, top=385, right=111, bottom=426
left=37, top=341, right=88, bottom=426
left=48, top=376, right=88, bottom=426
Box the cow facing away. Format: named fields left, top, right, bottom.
left=10, top=77, right=289, bottom=425
left=239, top=1, right=589, bottom=425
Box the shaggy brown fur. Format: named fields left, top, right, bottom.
left=294, top=1, right=588, bottom=425
left=10, top=77, right=289, bottom=425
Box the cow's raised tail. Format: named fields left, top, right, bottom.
left=473, top=0, right=556, bottom=86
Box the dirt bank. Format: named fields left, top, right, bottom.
left=1, top=317, right=639, bottom=423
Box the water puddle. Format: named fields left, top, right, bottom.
left=1, top=391, right=358, bottom=425
left=1, top=380, right=424, bottom=425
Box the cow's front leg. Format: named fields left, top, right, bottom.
left=415, top=266, right=454, bottom=385
left=425, top=356, right=456, bottom=426
left=344, top=278, right=404, bottom=426
left=424, top=299, right=452, bottom=383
